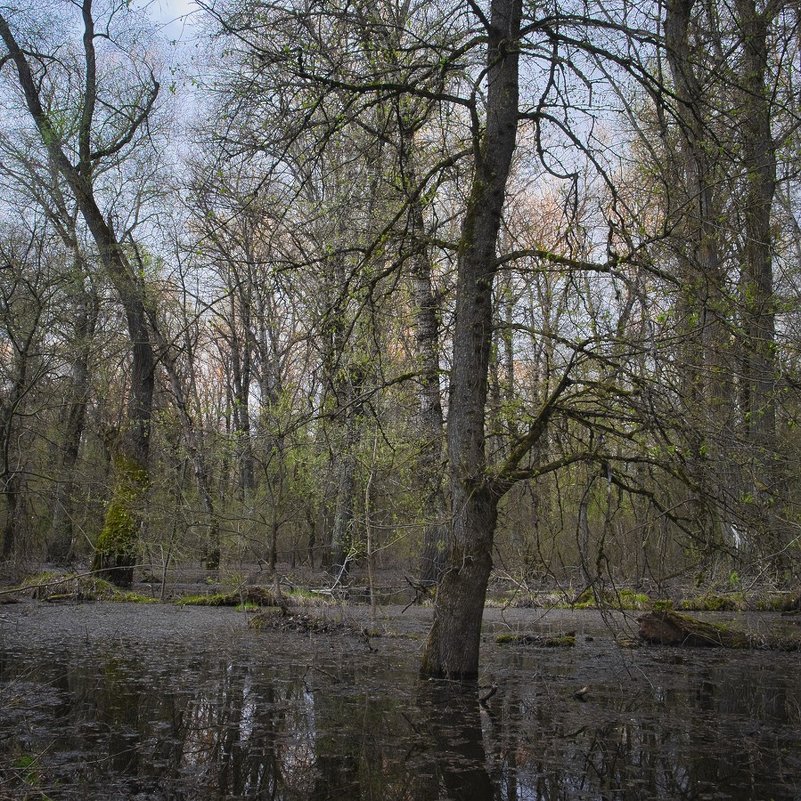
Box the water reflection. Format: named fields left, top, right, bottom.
left=415, top=682, right=494, bottom=801
left=1, top=631, right=800, bottom=800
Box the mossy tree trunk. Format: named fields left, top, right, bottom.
left=92, top=452, right=149, bottom=587
left=638, top=611, right=752, bottom=648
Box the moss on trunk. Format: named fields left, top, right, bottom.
left=91, top=455, right=149, bottom=588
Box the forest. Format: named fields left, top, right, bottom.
left=0, top=0, right=800, bottom=679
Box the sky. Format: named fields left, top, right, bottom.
left=135, top=0, right=199, bottom=42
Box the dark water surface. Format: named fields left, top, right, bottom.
left=0, top=602, right=799, bottom=800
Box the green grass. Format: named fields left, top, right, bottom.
left=176, top=593, right=233, bottom=607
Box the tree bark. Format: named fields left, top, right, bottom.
left=735, top=0, right=784, bottom=567
left=405, top=139, right=448, bottom=586
left=48, top=273, right=98, bottom=564
left=420, top=0, right=522, bottom=681
left=664, top=0, right=731, bottom=555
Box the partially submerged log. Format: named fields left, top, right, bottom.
left=496, top=630, right=576, bottom=647
left=780, top=589, right=801, bottom=615
left=638, top=610, right=801, bottom=650
left=638, top=611, right=750, bottom=648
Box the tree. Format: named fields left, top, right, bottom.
left=419, top=0, right=523, bottom=680
left=0, top=1, right=160, bottom=584
left=0, top=227, right=53, bottom=558
left=734, top=0, right=784, bottom=566
left=202, top=0, right=678, bottom=678
left=654, top=0, right=794, bottom=573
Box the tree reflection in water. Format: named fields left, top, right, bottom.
left=0, top=635, right=800, bottom=799
left=415, top=681, right=494, bottom=801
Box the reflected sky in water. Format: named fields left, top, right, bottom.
left=1, top=607, right=800, bottom=800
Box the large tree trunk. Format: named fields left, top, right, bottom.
left=86, top=213, right=154, bottom=587
left=420, top=0, right=521, bottom=681
left=406, top=141, right=448, bottom=586
left=664, top=0, right=731, bottom=556
left=737, top=0, right=777, bottom=449
left=735, top=0, right=784, bottom=568
left=47, top=276, right=98, bottom=564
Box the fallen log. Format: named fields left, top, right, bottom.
left=638, top=611, right=750, bottom=648
left=638, top=610, right=801, bottom=651
left=496, top=631, right=576, bottom=647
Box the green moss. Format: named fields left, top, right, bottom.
left=543, top=634, right=576, bottom=647
left=617, top=589, right=652, bottom=610
left=678, top=593, right=746, bottom=612
left=574, top=589, right=596, bottom=608
left=111, top=591, right=158, bottom=604
left=754, top=592, right=795, bottom=611
left=177, top=586, right=284, bottom=608
left=574, top=588, right=652, bottom=610
left=92, top=453, right=150, bottom=585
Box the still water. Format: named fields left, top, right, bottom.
left=0, top=602, right=799, bottom=800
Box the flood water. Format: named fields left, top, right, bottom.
left=1, top=602, right=800, bottom=800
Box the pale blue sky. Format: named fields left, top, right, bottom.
left=135, top=0, right=198, bottom=41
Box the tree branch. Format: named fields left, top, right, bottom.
left=79, top=0, right=96, bottom=170
left=489, top=352, right=582, bottom=494
left=88, top=73, right=160, bottom=162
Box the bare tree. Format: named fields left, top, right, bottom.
left=0, top=1, right=160, bottom=585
